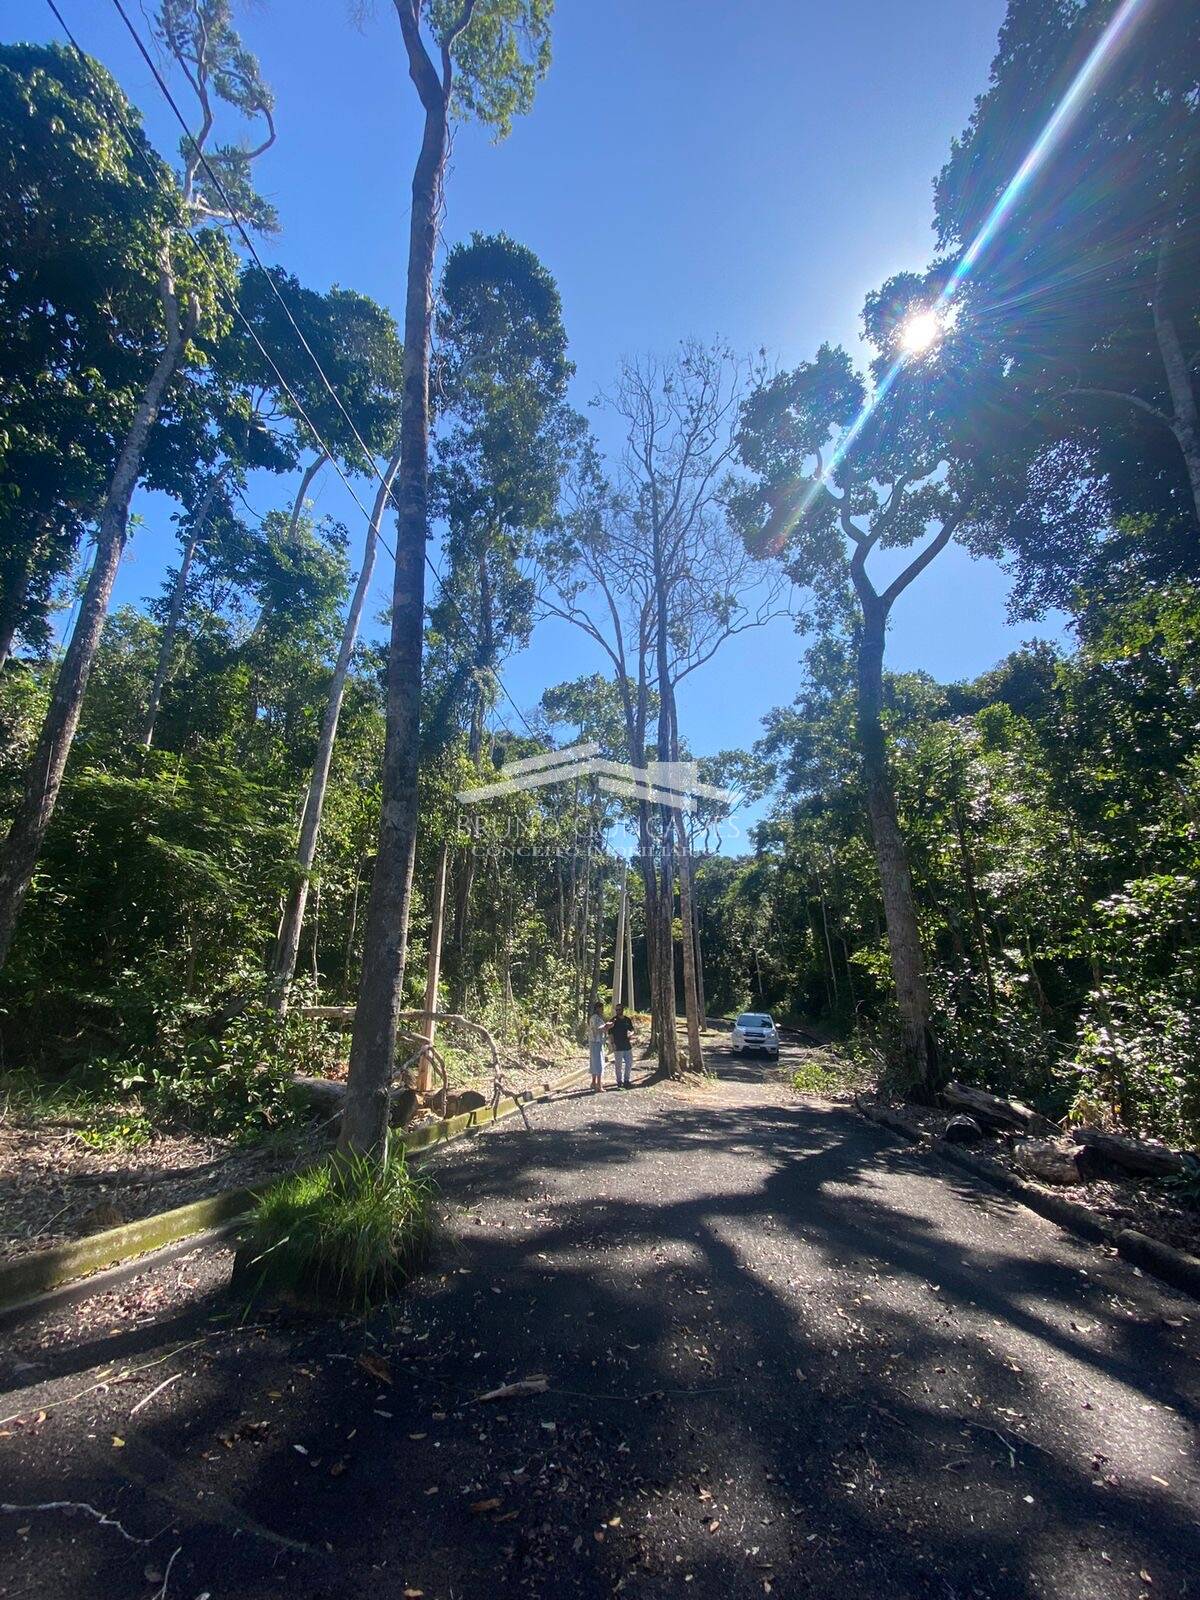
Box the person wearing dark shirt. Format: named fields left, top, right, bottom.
left=610, top=1004, right=635, bottom=1088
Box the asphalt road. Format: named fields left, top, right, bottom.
left=1, top=1039, right=1197, bottom=1600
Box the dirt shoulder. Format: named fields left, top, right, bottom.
left=0, top=1048, right=587, bottom=1264
left=857, top=1090, right=1199, bottom=1258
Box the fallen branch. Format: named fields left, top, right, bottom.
left=475, top=1375, right=548, bottom=1403
left=129, top=1371, right=182, bottom=1417
left=1, top=1500, right=150, bottom=1544
left=0, top=1339, right=203, bottom=1427
left=966, top=1422, right=1017, bottom=1469
left=153, top=1545, right=183, bottom=1600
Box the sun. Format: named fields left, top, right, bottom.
left=899, top=308, right=943, bottom=355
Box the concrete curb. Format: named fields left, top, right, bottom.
left=0, top=1064, right=591, bottom=1315
left=855, top=1096, right=1200, bottom=1301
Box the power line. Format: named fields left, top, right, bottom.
left=44, top=0, right=539, bottom=742
left=108, top=0, right=539, bottom=741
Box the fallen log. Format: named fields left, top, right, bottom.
left=942, top=1082, right=1056, bottom=1136
left=1074, top=1126, right=1183, bottom=1178
left=1013, top=1138, right=1087, bottom=1186
left=291, top=1076, right=418, bottom=1128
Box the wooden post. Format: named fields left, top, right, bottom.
left=418, top=838, right=449, bottom=1094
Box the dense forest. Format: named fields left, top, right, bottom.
left=1, top=0, right=1198, bottom=1159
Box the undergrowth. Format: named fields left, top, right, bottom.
left=239, top=1150, right=436, bottom=1309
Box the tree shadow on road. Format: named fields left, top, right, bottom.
left=3, top=1079, right=1198, bottom=1600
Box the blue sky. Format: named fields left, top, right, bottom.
left=15, top=0, right=1062, bottom=826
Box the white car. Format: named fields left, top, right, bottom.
left=731, top=1012, right=779, bottom=1058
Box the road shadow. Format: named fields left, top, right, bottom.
left=2, top=1068, right=1198, bottom=1600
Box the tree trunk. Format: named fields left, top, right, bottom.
left=141, top=472, right=222, bottom=748
left=653, top=568, right=679, bottom=1075
left=689, top=861, right=705, bottom=1024
left=448, top=652, right=486, bottom=1015
left=814, top=870, right=840, bottom=1013
left=288, top=451, right=328, bottom=539
left=611, top=858, right=628, bottom=1005
left=674, top=809, right=704, bottom=1072
left=563, top=775, right=579, bottom=956
left=340, top=22, right=447, bottom=1158
left=310, top=876, right=322, bottom=990
left=655, top=821, right=679, bottom=1075
left=856, top=600, right=936, bottom=1090
left=344, top=862, right=362, bottom=990
left=810, top=898, right=834, bottom=1014
left=270, top=445, right=402, bottom=1012
left=0, top=268, right=193, bottom=970
left=1153, top=225, right=1200, bottom=528
left=418, top=836, right=450, bottom=1093
left=625, top=879, right=636, bottom=1012
left=587, top=860, right=607, bottom=1014
left=637, top=804, right=662, bottom=1053
left=574, top=820, right=593, bottom=1021
left=663, top=688, right=699, bottom=1071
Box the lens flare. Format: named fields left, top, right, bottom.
left=797, top=0, right=1153, bottom=514
left=900, top=309, right=942, bottom=354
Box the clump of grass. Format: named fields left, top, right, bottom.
left=239, top=1151, right=436, bottom=1310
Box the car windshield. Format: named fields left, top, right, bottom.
left=736, top=1014, right=772, bottom=1028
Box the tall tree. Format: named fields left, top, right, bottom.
left=933, top=0, right=1200, bottom=610
left=429, top=232, right=575, bottom=1007
left=545, top=345, right=785, bottom=1073
left=735, top=297, right=987, bottom=1090
left=270, top=441, right=403, bottom=1009
left=0, top=44, right=190, bottom=667
left=0, top=7, right=275, bottom=966
left=340, top=0, right=553, bottom=1158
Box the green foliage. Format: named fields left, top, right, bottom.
left=738, top=584, right=1200, bottom=1142
left=243, top=1150, right=436, bottom=1308
left=75, top=1110, right=154, bottom=1152
left=791, top=1059, right=834, bottom=1093
left=0, top=44, right=190, bottom=653
left=1, top=750, right=294, bottom=1056
left=933, top=0, right=1200, bottom=613
left=1072, top=874, right=1200, bottom=1144
left=140, top=998, right=334, bottom=1139
left=434, top=0, right=554, bottom=141
left=429, top=233, right=577, bottom=750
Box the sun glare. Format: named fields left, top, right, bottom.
left=899, top=309, right=942, bottom=355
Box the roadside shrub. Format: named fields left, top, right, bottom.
left=1068, top=875, right=1200, bottom=1145
left=239, top=1150, right=436, bottom=1309
left=75, top=1110, right=153, bottom=1152
left=142, top=1001, right=338, bottom=1139
left=791, top=1046, right=874, bottom=1096
left=68, top=984, right=340, bottom=1142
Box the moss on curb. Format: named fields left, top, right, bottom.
left=0, top=1066, right=590, bottom=1311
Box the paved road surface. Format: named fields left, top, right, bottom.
left=1, top=1040, right=1197, bottom=1599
